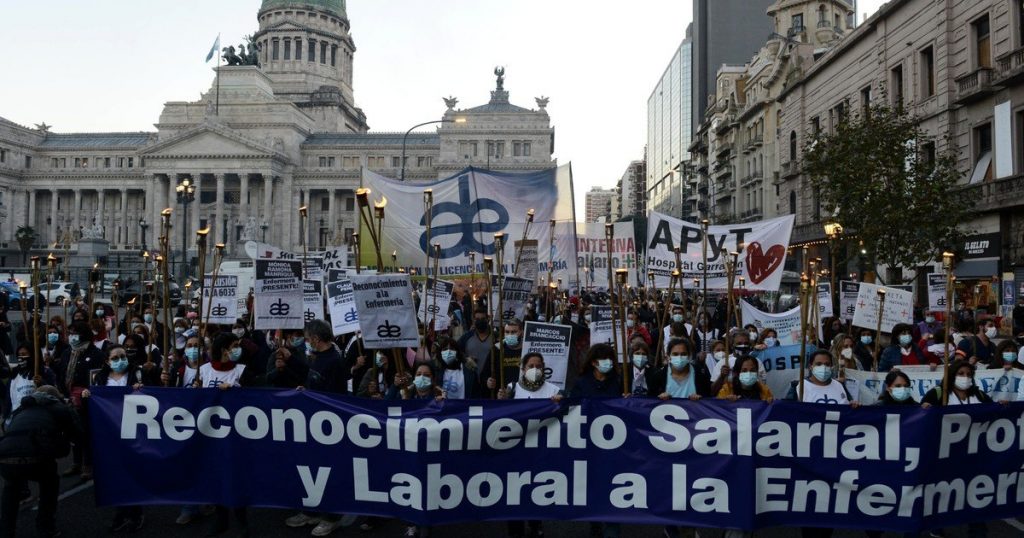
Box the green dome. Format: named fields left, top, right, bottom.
left=260, top=0, right=345, bottom=16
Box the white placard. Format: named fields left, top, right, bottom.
left=851, top=282, right=914, bottom=332
left=740, top=300, right=803, bottom=345
left=839, top=281, right=860, bottom=322
left=202, top=274, right=238, bottom=325
left=521, top=321, right=573, bottom=390
left=254, top=259, right=303, bottom=330
left=927, top=273, right=947, bottom=313
left=321, top=246, right=350, bottom=276
left=846, top=366, right=1022, bottom=404
left=326, top=277, right=360, bottom=336
left=303, top=279, right=325, bottom=323
left=418, top=278, right=454, bottom=331
left=492, top=275, right=533, bottom=322
left=350, top=274, right=419, bottom=348
left=817, top=282, right=833, bottom=318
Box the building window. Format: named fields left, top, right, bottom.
left=1018, top=0, right=1024, bottom=47
left=920, top=46, right=935, bottom=98
left=342, top=156, right=358, bottom=169
left=920, top=141, right=936, bottom=173
left=320, top=42, right=327, bottom=64
left=973, top=15, right=991, bottom=69
left=860, top=85, right=871, bottom=115
left=810, top=117, right=821, bottom=136
left=295, top=37, right=302, bottom=60
left=890, top=64, right=904, bottom=107
left=127, top=157, right=134, bottom=168
left=308, top=40, right=316, bottom=62
left=0, top=149, right=5, bottom=163
left=284, top=38, right=291, bottom=60
left=272, top=39, right=279, bottom=60
left=331, top=45, right=337, bottom=66
left=417, top=156, right=432, bottom=167
left=24, top=156, right=31, bottom=169
left=318, top=156, right=335, bottom=167
left=970, top=122, right=993, bottom=184
left=513, top=142, right=522, bottom=157
left=791, top=13, right=804, bottom=32
left=346, top=197, right=355, bottom=211
left=523, top=142, right=531, bottom=156
left=320, top=197, right=329, bottom=211
left=789, top=131, right=797, bottom=161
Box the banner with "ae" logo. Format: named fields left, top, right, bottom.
left=350, top=274, right=419, bottom=349
left=254, top=259, right=303, bottom=330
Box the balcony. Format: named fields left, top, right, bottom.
left=997, top=46, right=1024, bottom=85
left=744, top=134, right=764, bottom=152
left=955, top=68, right=996, bottom=105
left=739, top=208, right=764, bottom=222
left=780, top=160, right=801, bottom=179
left=956, top=174, right=1024, bottom=213
left=741, top=172, right=763, bottom=187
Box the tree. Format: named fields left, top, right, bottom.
left=802, top=102, right=968, bottom=284
left=15, top=226, right=37, bottom=266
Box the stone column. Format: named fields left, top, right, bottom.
left=282, top=176, right=294, bottom=248
left=327, top=189, right=336, bottom=248
left=191, top=175, right=202, bottom=236
left=239, top=173, right=250, bottom=233
left=120, top=189, right=128, bottom=248
left=50, top=190, right=59, bottom=244
left=27, top=189, right=36, bottom=232
left=73, top=189, right=82, bottom=237
left=97, top=189, right=106, bottom=238
left=215, top=174, right=225, bottom=245
left=263, top=176, right=273, bottom=242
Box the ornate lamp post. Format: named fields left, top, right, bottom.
left=824, top=221, right=844, bottom=311
left=138, top=218, right=149, bottom=253
left=175, top=178, right=196, bottom=281
left=260, top=219, right=268, bottom=243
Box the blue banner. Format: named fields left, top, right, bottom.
left=89, top=387, right=1024, bottom=532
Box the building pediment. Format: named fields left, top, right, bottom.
left=141, top=122, right=287, bottom=162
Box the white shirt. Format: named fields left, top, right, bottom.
left=512, top=381, right=560, bottom=399
left=8, top=374, right=36, bottom=414
left=181, top=366, right=197, bottom=388
left=199, top=362, right=246, bottom=388
left=441, top=368, right=466, bottom=399
left=800, top=379, right=850, bottom=405
left=105, top=375, right=129, bottom=387
left=948, top=392, right=982, bottom=405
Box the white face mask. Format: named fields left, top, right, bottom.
left=524, top=367, right=543, bottom=383
left=713, top=351, right=726, bottom=361
left=954, top=375, right=973, bottom=391
left=840, top=348, right=853, bottom=359
left=985, top=327, right=997, bottom=339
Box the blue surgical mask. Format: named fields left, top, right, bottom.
left=229, top=347, right=242, bottom=362
left=441, top=349, right=457, bottom=365
left=110, top=358, right=129, bottom=373
left=626, top=319, right=635, bottom=328
left=739, top=371, right=758, bottom=387
left=413, top=375, right=432, bottom=390
left=669, top=355, right=690, bottom=370
left=763, top=337, right=777, bottom=347
left=812, top=365, right=833, bottom=382
left=47, top=333, right=59, bottom=345
left=504, top=335, right=519, bottom=347
left=291, top=337, right=305, bottom=348
left=95, top=309, right=105, bottom=317
left=596, top=359, right=613, bottom=374
left=1004, top=352, right=1017, bottom=363
left=375, top=354, right=385, bottom=368
left=185, top=347, right=199, bottom=361
left=632, top=354, right=648, bottom=369
left=890, top=386, right=912, bottom=401
left=304, top=342, right=314, bottom=356
left=144, top=314, right=153, bottom=324
left=68, top=335, right=80, bottom=347
left=860, top=336, right=873, bottom=345
left=671, top=314, right=684, bottom=323
left=925, top=315, right=935, bottom=324
left=898, top=334, right=912, bottom=347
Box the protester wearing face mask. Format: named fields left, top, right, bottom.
left=42, top=324, right=70, bottom=391
left=160, top=336, right=203, bottom=389
left=663, top=320, right=691, bottom=354
left=957, top=318, right=998, bottom=366
left=852, top=328, right=878, bottom=370
left=830, top=334, right=863, bottom=372
left=457, top=308, right=495, bottom=396
left=172, top=319, right=189, bottom=352
left=434, top=336, right=479, bottom=400
left=629, top=341, right=652, bottom=396
left=487, top=318, right=525, bottom=394
left=625, top=310, right=651, bottom=347
left=717, top=355, right=773, bottom=402
left=82, top=345, right=145, bottom=532
left=785, top=350, right=856, bottom=407
left=753, top=328, right=780, bottom=350
left=648, top=338, right=711, bottom=401
left=2, top=343, right=56, bottom=425
left=199, top=333, right=247, bottom=390
left=875, top=370, right=918, bottom=406
left=662, top=306, right=692, bottom=351
left=916, top=311, right=944, bottom=343
left=497, top=352, right=562, bottom=401
left=63, top=320, right=107, bottom=480
left=570, top=343, right=624, bottom=398
left=710, top=331, right=766, bottom=391
left=879, top=323, right=931, bottom=372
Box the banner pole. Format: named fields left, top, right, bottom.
left=423, top=189, right=433, bottom=279
left=483, top=256, right=496, bottom=398
left=700, top=219, right=710, bottom=352
left=513, top=209, right=534, bottom=277
left=941, top=252, right=954, bottom=406
left=494, top=234, right=507, bottom=391
left=604, top=224, right=619, bottom=367
left=194, top=228, right=210, bottom=387
left=798, top=273, right=809, bottom=402
left=615, top=269, right=630, bottom=394
left=654, top=270, right=677, bottom=367
left=873, top=289, right=886, bottom=372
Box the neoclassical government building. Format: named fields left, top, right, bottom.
left=0, top=0, right=555, bottom=267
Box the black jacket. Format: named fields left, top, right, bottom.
left=570, top=370, right=624, bottom=398
left=645, top=362, right=712, bottom=398
left=0, top=392, right=82, bottom=459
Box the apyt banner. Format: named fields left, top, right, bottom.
left=90, top=387, right=1024, bottom=532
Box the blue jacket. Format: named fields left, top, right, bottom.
left=878, top=344, right=928, bottom=372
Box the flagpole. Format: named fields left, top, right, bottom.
left=215, top=37, right=221, bottom=116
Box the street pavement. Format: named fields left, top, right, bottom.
left=6, top=465, right=1024, bottom=537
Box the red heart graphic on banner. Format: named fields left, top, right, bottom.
left=745, top=242, right=786, bottom=285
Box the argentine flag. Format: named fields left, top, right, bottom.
left=205, top=34, right=220, bottom=63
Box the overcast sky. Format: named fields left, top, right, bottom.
left=0, top=0, right=886, bottom=215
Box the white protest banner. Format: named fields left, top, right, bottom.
left=202, top=274, right=238, bottom=325
left=846, top=366, right=1023, bottom=405
left=839, top=281, right=860, bottom=322
left=513, top=239, right=538, bottom=284
left=521, top=321, right=573, bottom=390
left=927, top=273, right=947, bottom=313
left=246, top=241, right=297, bottom=260
left=303, top=279, right=325, bottom=322
left=350, top=274, right=419, bottom=348
left=326, top=278, right=360, bottom=336
left=740, top=300, right=803, bottom=345
left=254, top=259, right=303, bottom=330
left=758, top=344, right=813, bottom=399
left=646, top=211, right=794, bottom=291
left=575, top=221, right=640, bottom=289
left=492, top=275, right=533, bottom=322
left=418, top=278, right=454, bottom=331
left=360, top=165, right=575, bottom=280
left=817, top=282, right=833, bottom=318
left=851, top=282, right=914, bottom=332
left=321, top=246, right=350, bottom=276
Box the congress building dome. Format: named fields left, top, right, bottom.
left=260, top=0, right=346, bottom=17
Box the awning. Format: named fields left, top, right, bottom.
left=954, top=258, right=999, bottom=279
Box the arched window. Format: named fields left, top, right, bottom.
left=789, top=131, right=797, bottom=161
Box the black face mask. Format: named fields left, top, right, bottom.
left=474, top=319, right=490, bottom=333
left=125, top=349, right=139, bottom=361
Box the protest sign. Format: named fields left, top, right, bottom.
left=521, top=321, right=573, bottom=389
left=300, top=254, right=324, bottom=282
left=851, top=282, right=914, bottom=332
left=350, top=274, right=419, bottom=348
left=817, top=282, right=833, bottom=318
left=202, top=274, right=238, bottom=325
left=839, top=281, right=859, bottom=322
left=91, top=388, right=1024, bottom=533
left=418, top=278, right=454, bottom=331
left=740, top=300, right=802, bottom=345
left=927, top=273, right=947, bottom=313
left=492, top=275, right=533, bottom=322
left=254, top=259, right=303, bottom=330
left=321, top=246, right=350, bottom=276
left=326, top=278, right=360, bottom=337
left=303, top=279, right=325, bottom=322
left=646, top=211, right=794, bottom=291
left=513, top=239, right=538, bottom=283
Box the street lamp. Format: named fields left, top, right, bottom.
left=139, top=218, right=149, bottom=252
left=260, top=219, right=268, bottom=243
left=401, top=117, right=466, bottom=180
left=824, top=221, right=844, bottom=311
left=175, top=178, right=196, bottom=282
